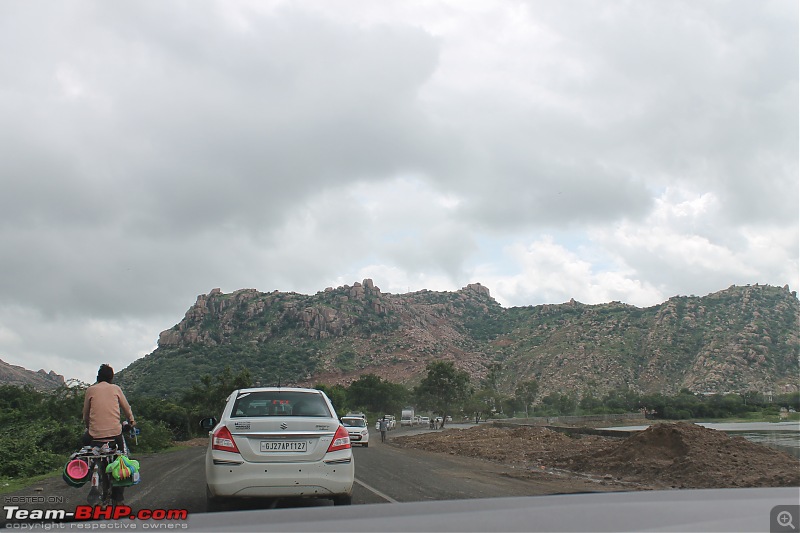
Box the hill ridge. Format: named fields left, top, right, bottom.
left=115, top=281, right=799, bottom=399
left=0, top=358, right=66, bottom=390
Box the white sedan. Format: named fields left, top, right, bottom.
left=201, top=387, right=354, bottom=508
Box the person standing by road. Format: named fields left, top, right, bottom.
left=379, top=416, right=388, bottom=443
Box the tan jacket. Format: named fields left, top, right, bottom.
left=82, top=381, right=135, bottom=439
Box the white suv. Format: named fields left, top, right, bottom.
left=202, top=387, right=354, bottom=508
left=341, top=416, right=370, bottom=447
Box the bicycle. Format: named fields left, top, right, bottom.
left=67, top=422, right=139, bottom=507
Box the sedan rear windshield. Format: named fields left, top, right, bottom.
left=232, top=391, right=332, bottom=418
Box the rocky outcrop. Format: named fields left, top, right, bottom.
left=118, top=282, right=799, bottom=400
left=0, top=359, right=66, bottom=390
left=462, top=283, right=491, bottom=298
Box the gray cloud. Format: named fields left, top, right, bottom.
left=0, top=1, right=795, bottom=383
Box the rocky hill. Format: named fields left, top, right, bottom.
left=116, top=281, right=799, bottom=400
left=0, top=358, right=66, bottom=390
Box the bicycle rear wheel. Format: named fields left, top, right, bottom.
left=87, top=460, right=102, bottom=506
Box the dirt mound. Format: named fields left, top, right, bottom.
left=394, top=425, right=577, bottom=465
left=619, top=422, right=693, bottom=459
left=561, top=422, right=800, bottom=488
left=393, top=422, right=800, bottom=490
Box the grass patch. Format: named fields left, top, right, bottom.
left=0, top=445, right=195, bottom=495
left=0, top=470, right=61, bottom=495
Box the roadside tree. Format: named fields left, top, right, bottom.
left=414, top=362, right=471, bottom=428
left=315, top=383, right=348, bottom=414
left=181, top=366, right=252, bottom=429
left=346, top=373, right=409, bottom=415
left=514, top=379, right=538, bottom=417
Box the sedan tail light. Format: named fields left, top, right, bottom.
left=327, top=425, right=351, bottom=452
left=211, top=425, right=240, bottom=453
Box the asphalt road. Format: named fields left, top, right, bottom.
left=2, top=425, right=595, bottom=521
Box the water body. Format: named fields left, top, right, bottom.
left=603, top=421, right=800, bottom=458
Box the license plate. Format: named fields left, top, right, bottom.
left=260, top=440, right=307, bottom=452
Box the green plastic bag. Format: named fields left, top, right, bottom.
left=106, top=456, right=140, bottom=486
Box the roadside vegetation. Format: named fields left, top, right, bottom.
left=1, top=365, right=797, bottom=484
left=0, top=383, right=174, bottom=482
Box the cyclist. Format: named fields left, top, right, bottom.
left=82, top=364, right=136, bottom=504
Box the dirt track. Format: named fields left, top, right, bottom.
left=391, top=422, right=800, bottom=490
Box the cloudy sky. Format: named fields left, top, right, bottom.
left=1, top=1, right=797, bottom=384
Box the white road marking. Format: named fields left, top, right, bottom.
left=354, top=478, right=399, bottom=503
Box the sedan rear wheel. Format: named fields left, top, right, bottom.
left=206, top=485, right=227, bottom=513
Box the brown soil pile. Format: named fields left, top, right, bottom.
left=392, top=422, right=800, bottom=490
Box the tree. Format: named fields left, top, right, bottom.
left=483, top=363, right=502, bottom=392
left=181, top=366, right=252, bottom=427
left=540, top=393, right=578, bottom=416
left=465, top=388, right=497, bottom=421
left=346, top=374, right=385, bottom=413
left=382, top=381, right=411, bottom=415
left=602, top=387, right=641, bottom=412
left=346, top=374, right=409, bottom=414
left=480, top=362, right=508, bottom=415
left=514, top=379, right=539, bottom=417
left=414, top=362, right=471, bottom=428
left=315, top=383, right=348, bottom=414
left=44, top=382, right=87, bottom=421
left=133, top=397, right=192, bottom=440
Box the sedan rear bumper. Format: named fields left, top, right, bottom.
left=206, top=452, right=354, bottom=499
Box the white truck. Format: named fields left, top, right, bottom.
left=400, top=408, right=415, bottom=426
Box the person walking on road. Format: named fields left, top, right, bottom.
left=379, top=416, right=388, bottom=443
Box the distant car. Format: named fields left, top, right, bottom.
left=445, top=416, right=453, bottom=422
left=384, top=415, right=396, bottom=430
left=375, top=416, right=396, bottom=431
left=341, top=416, right=370, bottom=447
left=420, top=416, right=430, bottom=427
left=201, top=387, right=354, bottom=508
